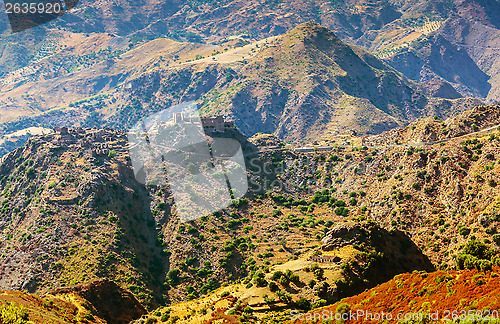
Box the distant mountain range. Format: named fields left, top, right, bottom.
left=1, top=0, right=495, bottom=103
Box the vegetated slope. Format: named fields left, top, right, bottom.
left=1, top=104, right=500, bottom=321
left=240, top=105, right=500, bottom=270
left=296, top=267, right=500, bottom=324
left=0, top=279, right=146, bottom=324
left=0, top=127, right=175, bottom=308
left=0, top=23, right=481, bottom=148
left=133, top=220, right=433, bottom=324
left=0, top=126, right=286, bottom=309
left=363, top=104, right=500, bottom=146
left=0, top=124, right=388, bottom=310
left=0, top=124, right=433, bottom=320
left=283, top=112, right=500, bottom=269
left=133, top=105, right=500, bottom=323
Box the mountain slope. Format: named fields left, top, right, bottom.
left=49, top=0, right=500, bottom=104
left=128, top=22, right=481, bottom=143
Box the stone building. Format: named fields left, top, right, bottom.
left=53, top=127, right=69, bottom=135
left=173, top=113, right=235, bottom=132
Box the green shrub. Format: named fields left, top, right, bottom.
left=289, top=273, right=300, bottom=285
left=459, top=226, right=471, bottom=237
left=312, top=299, right=328, bottom=309
left=314, top=267, right=324, bottom=280
left=276, top=290, right=292, bottom=303
left=271, top=271, right=284, bottom=281
left=336, top=303, right=351, bottom=316
left=254, top=275, right=268, bottom=287
left=463, top=240, right=497, bottom=260
left=278, top=275, right=289, bottom=286
left=0, top=302, right=31, bottom=324
left=480, top=260, right=493, bottom=272
left=145, top=317, right=157, bottom=324
left=160, top=312, right=170, bottom=322
left=456, top=241, right=498, bottom=271
left=295, top=297, right=311, bottom=310
left=166, top=269, right=180, bottom=284
left=335, top=207, right=349, bottom=217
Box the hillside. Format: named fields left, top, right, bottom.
left=362, top=104, right=500, bottom=146
left=295, top=265, right=500, bottom=324
left=130, top=104, right=500, bottom=323
left=0, top=280, right=145, bottom=324
left=0, top=124, right=430, bottom=310
left=0, top=104, right=499, bottom=323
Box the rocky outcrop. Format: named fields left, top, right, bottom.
left=321, top=221, right=367, bottom=251
left=51, top=279, right=147, bottom=324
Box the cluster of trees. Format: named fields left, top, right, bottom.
left=271, top=189, right=358, bottom=217
left=456, top=241, right=500, bottom=271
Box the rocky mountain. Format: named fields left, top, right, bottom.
left=0, top=23, right=483, bottom=152
left=2, top=0, right=499, bottom=103
left=196, top=22, right=480, bottom=142
left=1, top=1, right=500, bottom=320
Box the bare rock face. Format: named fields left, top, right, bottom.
left=321, top=221, right=367, bottom=251
left=50, top=279, right=147, bottom=324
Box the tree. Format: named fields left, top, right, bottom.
left=278, top=275, right=289, bottom=286
left=276, top=290, right=292, bottom=303
left=271, top=271, right=284, bottom=281
left=166, top=269, right=180, bottom=284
